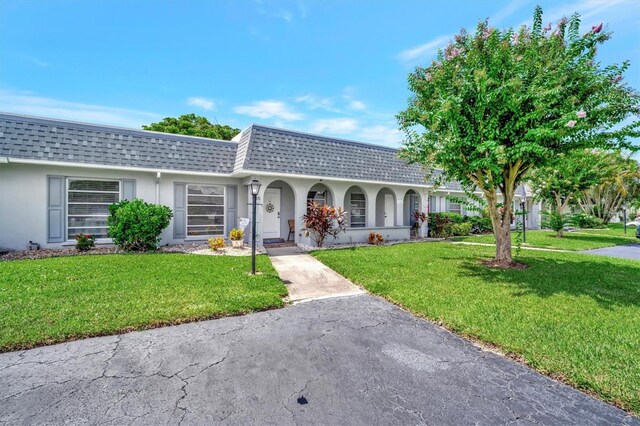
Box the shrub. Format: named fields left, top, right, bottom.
left=107, top=199, right=173, bottom=251
left=542, top=210, right=571, bottom=237
left=208, top=236, right=225, bottom=250
left=302, top=202, right=347, bottom=247
left=74, top=233, right=96, bottom=252
left=428, top=213, right=454, bottom=238
left=571, top=213, right=606, bottom=229
left=465, top=216, right=493, bottom=234
left=368, top=232, right=385, bottom=245
left=451, top=222, right=473, bottom=236
left=229, top=228, right=244, bottom=240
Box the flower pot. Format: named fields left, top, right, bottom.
left=231, top=239, right=244, bottom=249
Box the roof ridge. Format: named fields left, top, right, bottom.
left=0, top=112, right=238, bottom=146
left=248, top=123, right=402, bottom=152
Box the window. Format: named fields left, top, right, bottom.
left=307, top=190, right=327, bottom=208
left=67, top=179, right=120, bottom=239
left=448, top=201, right=462, bottom=215
left=187, top=185, right=225, bottom=236
left=349, top=192, right=366, bottom=228
left=408, top=193, right=420, bottom=226
left=429, top=196, right=437, bottom=213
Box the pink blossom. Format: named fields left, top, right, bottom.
left=425, top=73, right=432, bottom=81
left=511, top=33, right=519, bottom=45
left=592, top=23, right=603, bottom=33
left=566, top=120, right=577, bottom=128
left=576, top=110, right=587, bottom=118
left=612, top=75, right=623, bottom=83
left=543, top=23, right=552, bottom=32
left=482, top=27, right=491, bottom=39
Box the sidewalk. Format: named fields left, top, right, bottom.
left=266, top=245, right=364, bottom=302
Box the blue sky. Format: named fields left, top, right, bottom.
left=1, top=0, right=639, bottom=147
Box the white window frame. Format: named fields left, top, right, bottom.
left=66, top=178, right=121, bottom=242
left=448, top=201, right=462, bottom=215
left=349, top=191, right=366, bottom=228
left=186, top=184, right=226, bottom=238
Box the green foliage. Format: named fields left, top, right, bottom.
left=542, top=210, right=571, bottom=237
left=576, top=152, right=640, bottom=223
left=107, top=200, right=173, bottom=251
left=398, top=7, right=640, bottom=263
left=142, top=113, right=240, bottom=140
left=451, top=222, right=473, bottom=236
left=74, top=233, right=96, bottom=252
left=528, top=149, right=613, bottom=212
left=229, top=228, right=244, bottom=241
left=368, top=232, right=385, bottom=245
left=208, top=236, right=225, bottom=250
left=465, top=215, right=493, bottom=233
left=571, top=213, right=606, bottom=229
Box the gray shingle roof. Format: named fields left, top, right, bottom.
left=237, top=124, right=429, bottom=185
left=0, top=113, right=237, bottom=174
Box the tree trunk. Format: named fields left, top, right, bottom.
left=486, top=193, right=513, bottom=265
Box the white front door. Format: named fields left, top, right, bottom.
left=384, top=194, right=395, bottom=227
left=263, top=188, right=281, bottom=239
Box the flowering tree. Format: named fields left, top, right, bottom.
left=398, top=7, right=640, bottom=266
left=528, top=149, right=612, bottom=213
left=302, top=202, right=348, bottom=247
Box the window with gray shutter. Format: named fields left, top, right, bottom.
left=47, top=176, right=65, bottom=243
left=226, top=186, right=237, bottom=234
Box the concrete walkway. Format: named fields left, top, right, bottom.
left=1, top=295, right=636, bottom=425
left=266, top=245, right=364, bottom=302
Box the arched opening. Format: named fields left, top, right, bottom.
left=263, top=180, right=296, bottom=242
left=375, top=187, right=396, bottom=227
left=306, top=183, right=334, bottom=210
left=344, top=185, right=367, bottom=228
left=403, top=189, right=421, bottom=227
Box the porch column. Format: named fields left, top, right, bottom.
left=393, top=189, right=405, bottom=227
left=365, top=188, right=377, bottom=228
left=293, top=191, right=307, bottom=244
left=421, top=189, right=430, bottom=237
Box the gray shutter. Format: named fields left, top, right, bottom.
left=122, top=179, right=136, bottom=201
left=226, top=186, right=237, bottom=235
left=174, top=183, right=186, bottom=239
left=47, top=176, right=65, bottom=243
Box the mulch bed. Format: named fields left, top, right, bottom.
left=0, top=243, right=209, bottom=262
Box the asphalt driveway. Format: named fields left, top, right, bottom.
left=0, top=294, right=636, bottom=425
left=582, top=242, right=640, bottom=260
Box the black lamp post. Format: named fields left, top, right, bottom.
left=249, top=179, right=262, bottom=275
left=520, top=200, right=527, bottom=243
left=623, top=204, right=627, bottom=235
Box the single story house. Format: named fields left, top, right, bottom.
left=0, top=112, right=540, bottom=251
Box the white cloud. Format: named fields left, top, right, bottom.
left=518, top=0, right=639, bottom=28
left=234, top=100, right=303, bottom=121
left=491, top=0, right=530, bottom=25
left=396, top=34, right=452, bottom=64
left=359, top=125, right=403, bottom=146
left=186, top=96, right=215, bottom=110
left=25, top=56, right=49, bottom=67
left=294, top=94, right=337, bottom=111
left=348, top=99, right=366, bottom=111
left=310, top=118, right=358, bottom=134
left=0, top=89, right=161, bottom=128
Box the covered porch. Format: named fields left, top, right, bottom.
left=240, top=175, right=430, bottom=247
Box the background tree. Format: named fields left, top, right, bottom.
left=528, top=149, right=610, bottom=213
left=398, top=7, right=640, bottom=266
left=143, top=113, right=240, bottom=140
left=576, top=152, right=640, bottom=223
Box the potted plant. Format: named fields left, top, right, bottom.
left=229, top=228, right=244, bottom=248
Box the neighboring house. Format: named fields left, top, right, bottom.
left=0, top=113, right=540, bottom=251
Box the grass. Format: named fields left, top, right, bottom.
left=453, top=223, right=638, bottom=251
left=313, top=242, right=640, bottom=414
left=0, top=253, right=287, bottom=352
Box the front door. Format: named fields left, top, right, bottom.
left=384, top=194, right=395, bottom=227
left=263, top=188, right=281, bottom=239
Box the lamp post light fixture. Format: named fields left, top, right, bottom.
left=249, top=179, right=262, bottom=275
left=623, top=203, right=627, bottom=235
left=520, top=199, right=527, bottom=243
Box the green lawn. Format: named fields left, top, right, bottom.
left=453, top=223, right=638, bottom=251
left=313, top=243, right=640, bottom=414
left=0, top=253, right=287, bottom=352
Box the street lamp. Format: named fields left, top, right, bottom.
left=520, top=199, right=527, bottom=243
left=249, top=179, right=262, bottom=275
left=623, top=203, right=627, bottom=235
